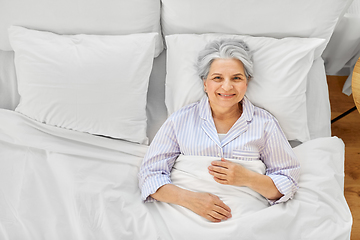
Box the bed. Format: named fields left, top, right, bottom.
left=0, top=0, right=354, bottom=239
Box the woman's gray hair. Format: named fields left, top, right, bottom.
left=196, top=38, right=253, bottom=81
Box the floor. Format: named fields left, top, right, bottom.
left=327, top=75, right=360, bottom=240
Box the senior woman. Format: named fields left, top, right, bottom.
left=139, top=39, right=300, bottom=223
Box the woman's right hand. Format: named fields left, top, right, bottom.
left=151, top=184, right=231, bottom=223
left=182, top=191, right=232, bottom=222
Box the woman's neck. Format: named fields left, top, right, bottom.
left=211, top=102, right=243, bottom=134
left=211, top=102, right=242, bottom=121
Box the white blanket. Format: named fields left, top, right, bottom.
left=0, top=109, right=353, bottom=240
left=151, top=155, right=270, bottom=239
left=173, top=155, right=269, bottom=208
left=149, top=150, right=352, bottom=240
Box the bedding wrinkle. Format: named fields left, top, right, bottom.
left=18, top=150, right=74, bottom=239
left=0, top=141, right=34, bottom=240
left=74, top=156, right=156, bottom=239
left=0, top=109, right=148, bottom=163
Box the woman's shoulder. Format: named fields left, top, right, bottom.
left=168, top=100, right=202, bottom=121
left=253, top=105, right=275, bottom=120
left=251, top=104, right=285, bottom=134
left=247, top=100, right=279, bottom=126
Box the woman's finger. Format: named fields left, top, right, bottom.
left=208, top=165, right=227, bottom=174
left=208, top=210, right=228, bottom=221
left=209, top=170, right=227, bottom=180
left=206, top=214, right=222, bottom=222
left=211, top=159, right=229, bottom=168
left=213, top=177, right=229, bottom=185
left=212, top=195, right=232, bottom=213
left=213, top=205, right=232, bottom=218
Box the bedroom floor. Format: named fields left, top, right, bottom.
left=327, top=75, right=360, bottom=240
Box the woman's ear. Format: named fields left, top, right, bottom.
left=203, top=79, right=207, bottom=92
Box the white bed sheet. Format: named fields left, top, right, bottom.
left=0, top=109, right=352, bottom=240
left=0, top=109, right=161, bottom=240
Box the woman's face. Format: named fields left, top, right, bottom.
left=203, top=58, right=248, bottom=113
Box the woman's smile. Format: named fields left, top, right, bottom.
left=218, top=93, right=236, bottom=97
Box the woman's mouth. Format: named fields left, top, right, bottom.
left=218, top=93, right=235, bottom=97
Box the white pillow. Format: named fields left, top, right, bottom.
left=9, top=26, right=157, bottom=144
left=161, top=0, right=353, bottom=56
left=0, top=0, right=163, bottom=56
left=165, top=34, right=325, bottom=142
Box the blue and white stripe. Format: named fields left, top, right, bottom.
left=138, top=96, right=300, bottom=205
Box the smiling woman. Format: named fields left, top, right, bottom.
left=138, top=38, right=300, bottom=223
left=198, top=40, right=252, bottom=134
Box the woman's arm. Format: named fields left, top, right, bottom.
left=260, top=120, right=300, bottom=204
left=138, top=116, right=181, bottom=202
left=151, top=184, right=232, bottom=222
left=208, top=119, right=300, bottom=204
left=139, top=115, right=232, bottom=222
left=245, top=169, right=283, bottom=200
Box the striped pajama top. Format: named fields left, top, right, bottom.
left=138, top=96, right=300, bottom=205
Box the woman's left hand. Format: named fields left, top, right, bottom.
left=208, top=158, right=250, bottom=187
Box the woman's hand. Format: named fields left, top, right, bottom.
left=151, top=184, right=231, bottom=223
left=184, top=192, right=232, bottom=223
left=208, top=158, right=250, bottom=187
left=208, top=158, right=283, bottom=200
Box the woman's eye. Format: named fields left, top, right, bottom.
left=213, top=76, right=222, bottom=81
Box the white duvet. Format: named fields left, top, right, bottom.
left=0, top=109, right=352, bottom=240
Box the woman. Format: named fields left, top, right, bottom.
left=139, top=38, right=300, bottom=223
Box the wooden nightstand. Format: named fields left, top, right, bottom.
left=331, top=57, right=360, bottom=123
left=353, top=57, right=360, bottom=114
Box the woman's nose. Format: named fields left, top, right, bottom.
left=221, top=79, right=233, bottom=91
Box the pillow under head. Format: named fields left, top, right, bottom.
left=165, top=34, right=325, bottom=142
